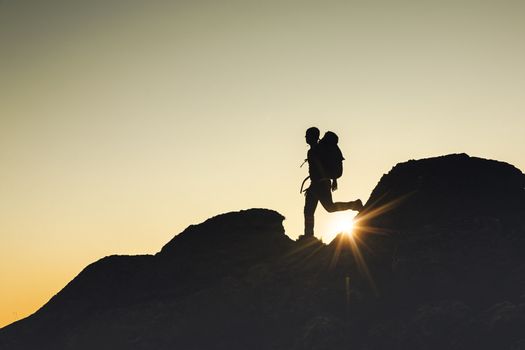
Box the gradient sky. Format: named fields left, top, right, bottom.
left=1, top=0, right=524, bottom=327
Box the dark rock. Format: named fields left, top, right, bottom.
left=363, top=153, right=525, bottom=229
left=1, top=154, right=524, bottom=350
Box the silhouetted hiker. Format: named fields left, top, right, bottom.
left=301, top=127, right=363, bottom=238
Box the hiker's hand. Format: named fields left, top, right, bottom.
left=331, top=179, right=338, bottom=192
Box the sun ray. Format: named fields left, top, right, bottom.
left=327, top=194, right=411, bottom=296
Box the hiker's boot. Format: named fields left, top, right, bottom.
left=297, top=234, right=316, bottom=241
left=351, top=199, right=364, bottom=212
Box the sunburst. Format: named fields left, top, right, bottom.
left=328, top=194, right=411, bottom=295
left=322, top=211, right=357, bottom=243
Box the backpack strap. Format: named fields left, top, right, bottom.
left=300, top=158, right=308, bottom=168
left=300, top=176, right=310, bottom=194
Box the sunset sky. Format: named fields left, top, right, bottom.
left=1, top=0, right=524, bottom=327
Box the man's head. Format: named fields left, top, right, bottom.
left=305, top=127, right=320, bottom=146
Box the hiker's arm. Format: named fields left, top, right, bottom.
left=331, top=179, right=338, bottom=192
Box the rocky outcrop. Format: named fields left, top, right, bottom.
left=364, top=153, right=525, bottom=229
left=1, top=154, right=524, bottom=350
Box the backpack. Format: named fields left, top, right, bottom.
left=318, top=131, right=344, bottom=179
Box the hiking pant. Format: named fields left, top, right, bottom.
left=304, top=179, right=355, bottom=236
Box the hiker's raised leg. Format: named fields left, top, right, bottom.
left=318, top=181, right=360, bottom=212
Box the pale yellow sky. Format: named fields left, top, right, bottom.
left=1, top=0, right=524, bottom=327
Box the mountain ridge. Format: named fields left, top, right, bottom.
left=1, top=153, right=524, bottom=350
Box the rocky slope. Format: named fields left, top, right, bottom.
left=1, top=154, right=524, bottom=350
